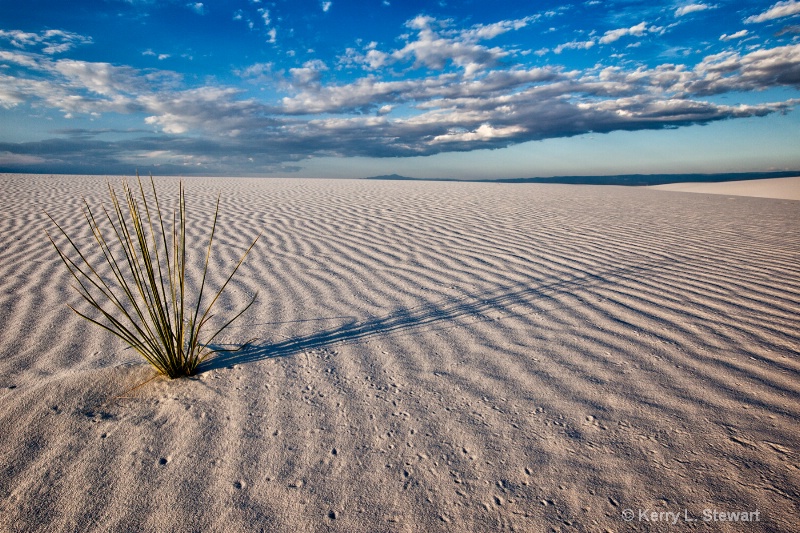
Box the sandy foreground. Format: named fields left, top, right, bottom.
left=1, top=174, right=798, bottom=532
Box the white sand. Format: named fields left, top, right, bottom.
left=1, top=174, right=798, bottom=532
left=650, top=176, right=800, bottom=200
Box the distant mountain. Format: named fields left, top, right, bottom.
left=364, top=171, right=800, bottom=186
left=363, top=174, right=420, bottom=181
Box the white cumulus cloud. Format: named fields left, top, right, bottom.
left=675, top=3, right=715, bottom=17
left=720, top=30, right=748, bottom=41
left=599, top=22, right=661, bottom=45
left=554, top=40, right=595, bottom=54
left=745, top=0, right=800, bottom=23
left=339, top=15, right=535, bottom=77
left=259, top=8, right=271, bottom=26
left=432, top=124, right=526, bottom=143
left=290, top=59, right=328, bottom=86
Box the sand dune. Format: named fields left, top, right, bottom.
left=1, top=174, right=798, bottom=532
left=651, top=176, right=800, bottom=200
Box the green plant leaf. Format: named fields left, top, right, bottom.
left=46, top=174, right=260, bottom=378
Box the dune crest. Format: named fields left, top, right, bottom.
left=651, top=176, right=800, bottom=200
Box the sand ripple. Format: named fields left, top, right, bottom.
left=1, top=174, right=798, bottom=531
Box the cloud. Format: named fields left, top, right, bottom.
left=187, top=2, right=205, bottom=15
left=599, top=22, right=662, bottom=44
left=54, top=60, right=151, bottom=97
left=140, top=86, right=274, bottom=135
left=580, top=44, right=800, bottom=96
left=720, top=30, right=748, bottom=41
left=341, top=15, right=536, bottom=76
left=548, top=21, right=663, bottom=53
left=0, top=30, right=38, bottom=48
left=0, top=136, right=261, bottom=175
left=233, top=5, right=277, bottom=37
left=675, top=3, right=715, bottom=17
left=258, top=8, right=271, bottom=26
left=1, top=18, right=799, bottom=175
left=321, top=1, right=332, bottom=12
left=0, top=151, right=47, bottom=166
left=0, top=50, right=40, bottom=68
left=777, top=24, right=800, bottom=35
left=0, top=49, right=186, bottom=116
left=144, top=49, right=171, bottom=60
left=236, top=61, right=275, bottom=80
left=169, top=43, right=800, bottom=158
left=289, top=60, right=328, bottom=87
left=664, top=44, right=800, bottom=95
left=280, top=67, right=561, bottom=115
left=0, top=29, right=92, bottom=54
left=393, top=16, right=511, bottom=76
left=340, top=44, right=390, bottom=70
left=554, top=40, right=595, bottom=54
left=432, top=124, right=527, bottom=143
left=745, top=0, right=800, bottom=24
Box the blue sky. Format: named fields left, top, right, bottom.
left=1, top=0, right=799, bottom=178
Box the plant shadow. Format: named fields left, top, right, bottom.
left=200, top=260, right=664, bottom=373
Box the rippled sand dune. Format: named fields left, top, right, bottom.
left=1, top=174, right=798, bottom=532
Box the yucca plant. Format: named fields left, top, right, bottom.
left=45, top=174, right=259, bottom=378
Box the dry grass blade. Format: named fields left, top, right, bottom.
left=45, top=173, right=260, bottom=378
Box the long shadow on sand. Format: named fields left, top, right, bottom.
left=200, top=259, right=666, bottom=373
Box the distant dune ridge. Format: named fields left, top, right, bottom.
left=365, top=170, right=800, bottom=187
left=651, top=176, right=800, bottom=201
left=1, top=174, right=798, bottom=532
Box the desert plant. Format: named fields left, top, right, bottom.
left=45, top=174, right=259, bottom=378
